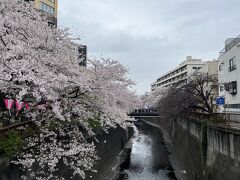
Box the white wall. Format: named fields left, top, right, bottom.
left=218, top=41, right=240, bottom=112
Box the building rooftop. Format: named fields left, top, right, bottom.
left=156, top=56, right=204, bottom=80
left=219, top=34, right=240, bottom=57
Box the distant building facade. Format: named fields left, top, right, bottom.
left=218, top=35, right=240, bottom=112
left=34, top=0, right=58, bottom=25
left=151, top=82, right=157, bottom=91
left=199, top=60, right=219, bottom=110
left=151, top=56, right=206, bottom=91
left=75, top=44, right=87, bottom=67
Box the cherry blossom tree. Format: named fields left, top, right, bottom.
left=140, top=86, right=168, bottom=108
left=87, top=59, right=139, bottom=128
left=0, top=0, right=139, bottom=179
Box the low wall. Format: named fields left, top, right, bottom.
left=0, top=126, right=134, bottom=180
left=87, top=126, right=134, bottom=180
left=144, top=116, right=240, bottom=180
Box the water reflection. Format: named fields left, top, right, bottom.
left=123, top=122, right=176, bottom=180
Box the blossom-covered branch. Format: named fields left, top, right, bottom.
left=0, top=0, right=139, bottom=179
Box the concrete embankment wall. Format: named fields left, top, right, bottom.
left=0, top=126, right=134, bottom=180
left=88, top=126, right=134, bottom=180
left=146, top=117, right=240, bottom=180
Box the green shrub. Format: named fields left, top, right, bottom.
left=22, top=127, right=39, bottom=138
left=0, top=131, right=24, bottom=158
left=87, top=115, right=102, bottom=130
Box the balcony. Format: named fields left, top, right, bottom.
left=219, top=34, right=240, bottom=57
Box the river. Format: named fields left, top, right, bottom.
left=118, top=120, right=177, bottom=180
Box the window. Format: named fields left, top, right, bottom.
left=229, top=57, right=236, bottom=71
left=229, top=81, right=237, bottom=94
left=48, top=21, right=55, bottom=27
left=49, top=0, right=55, bottom=3
left=224, top=103, right=240, bottom=109
left=219, top=65, right=222, bottom=71
left=220, top=85, right=224, bottom=91
left=182, top=65, right=187, bottom=71
left=224, top=83, right=229, bottom=91
left=192, top=67, right=201, bottom=70
left=41, top=2, right=55, bottom=15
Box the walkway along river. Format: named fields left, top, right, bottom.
left=117, top=120, right=177, bottom=180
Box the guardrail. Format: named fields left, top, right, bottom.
left=184, top=112, right=240, bottom=129
left=0, top=114, right=33, bottom=133
left=128, top=108, right=159, bottom=117
left=0, top=120, right=33, bottom=133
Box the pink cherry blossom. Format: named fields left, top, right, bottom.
left=0, top=0, right=139, bottom=178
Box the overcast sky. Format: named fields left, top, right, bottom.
left=58, top=0, right=240, bottom=94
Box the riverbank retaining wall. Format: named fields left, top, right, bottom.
left=87, top=126, right=134, bottom=180
left=146, top=117, right=240, bottom=180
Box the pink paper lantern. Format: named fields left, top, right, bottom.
left=25, top=103, right=30, bottom=110
left=16, top=101, right=25, bottom=111
left=4, top=99, right=15, bottom=110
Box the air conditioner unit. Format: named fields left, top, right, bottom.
left=229, top=88, right=237, bottom=95
left=233, top=89, right=237, bottom=94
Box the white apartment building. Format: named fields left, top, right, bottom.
left=218, top=36, right=240, bottom=112
left=151, top=82, right=157, bottom=91
left=151, top=56, right=206, bottom=90
left=199, top=61, right=219, bottom=110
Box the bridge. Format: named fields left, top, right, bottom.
left=127, top=108, right=159, bottom=118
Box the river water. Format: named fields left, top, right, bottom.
left=120, top=121, right=176, bottom=180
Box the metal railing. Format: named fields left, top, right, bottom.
left=128, top=108, right=159, bottom=117
left=219, top=34, right=240, bottom=57
left=0, top=120, right=33, bottom=133
left=184, top=112, right=240, bottom=129
left=0, top=114, right=32, bottom=133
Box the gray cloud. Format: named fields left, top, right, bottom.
left=58, top=0, right=240, bottom=94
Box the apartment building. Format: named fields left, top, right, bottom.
left=218, top=35, right=240, bottom=112
left=151, top=56, right=206, bottom=91
left=34, top=0, right=58, bottom=25
left=151, top=82, right=157, bottom=91
left=75, top=44, right=87, bottom=67
left=33, top=1, right=87, bottom=67
left=199, top=61, right=219, bottom=109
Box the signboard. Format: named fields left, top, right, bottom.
left=216, top=97, right=225, bottom=105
